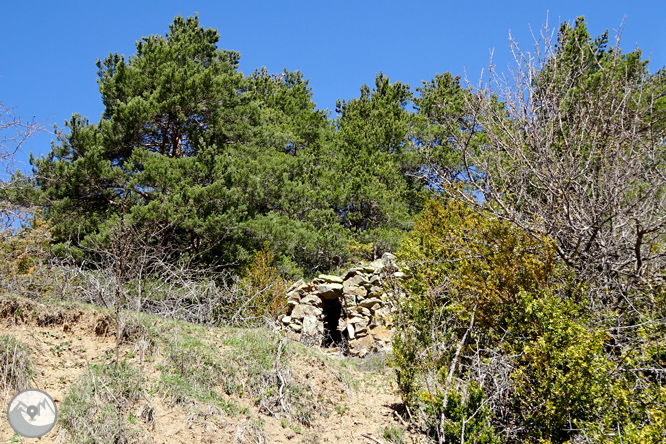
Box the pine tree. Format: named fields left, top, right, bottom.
left=24, top=15, right=349, bottom=274
left=332, top=73, right=424, bottom=254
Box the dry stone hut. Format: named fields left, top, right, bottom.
left=278, top=253, right=403, bottom=357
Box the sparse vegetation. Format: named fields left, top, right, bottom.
left=302, top=432, right=321, bottom=444
left=234, top=418, right=269, bottom=444
left=59, top=362, right=146, bottom=443
left=381, top=425, right=406, bottom=444
left=334, top=404, right=348, bottom=415
left=157, top=328, right=237, bottom=413
left=0, top=335, right=33, bottom=394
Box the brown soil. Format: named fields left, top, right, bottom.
left=0, top=298, right=422, bottom=444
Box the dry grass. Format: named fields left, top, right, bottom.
left=234, top=419, right=269, bottom=444
left=58, top=362, right=147, bottom=443
left=0, top=335, right=33, bottom=396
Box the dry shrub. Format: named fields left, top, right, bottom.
left=0, top=335, right=33, bottom=394
left=117, top=315, right=157, bottom=349
left=234, top=419, right=268, bottom=444
left=240, top=242, right=289, bottom=320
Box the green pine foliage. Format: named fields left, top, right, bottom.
left=333, top=73, right=425, bottom=253
left=22, top=15, right=426, bottom=276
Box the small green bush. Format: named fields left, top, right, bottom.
left=381, top=425, right=406, bottom=444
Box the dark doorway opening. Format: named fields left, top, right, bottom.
left=322, top=297, right=343, bottom=347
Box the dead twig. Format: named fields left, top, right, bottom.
left=274, top=338, right=288, bottom=416
left=393, top=409, right=409, bottom=428
left=361, top=433, right=386, bottom=444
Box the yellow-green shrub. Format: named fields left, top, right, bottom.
left=239, top=242, right=289, bottom=319
left=392, top=197, right=612, bottom=443
left=0, top=211, right=51, bottom=278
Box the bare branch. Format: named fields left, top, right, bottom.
left=0, top=102, right=45, bottom=174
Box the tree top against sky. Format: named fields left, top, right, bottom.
left=0, top=1, right=664, bottom=174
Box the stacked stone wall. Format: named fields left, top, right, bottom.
left=278, top=253, right=403, bottom=357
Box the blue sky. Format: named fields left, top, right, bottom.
left=1, top=1, right=664, bottom=175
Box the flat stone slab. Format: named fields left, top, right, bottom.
left=370, top=325, right=393, bottom=343
left=314, top=283, right=343, bottom=299
left=344, top=274, right=371, bottom=288
left=343, top=268, right=361, bottom=280
left=303, top=305, right=322, bottom=317
left=317, top=274, right=344, bottom=284
left=300, top=294, right=323, bottom=306
left=359, top=297, right=382, bottom=308
left=290, top=304, right=306, bottom=319
left=351, top=306, right=372, bottom=317
left=286, top=279, right=306, bottom=293
left=344, top=284, right=367, bottom=298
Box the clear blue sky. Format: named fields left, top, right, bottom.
left=1, top=1, right=664, bottom=174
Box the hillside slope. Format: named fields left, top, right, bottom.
left=0, top=296, right=416, bottom=444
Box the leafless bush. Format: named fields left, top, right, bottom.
left=424, top=20, right=666, bottom=309
left=42, top=217, right=283, bottom=330
left=0, top=101, right=44, bottom=174
left=55, top=257, right=282, bottom=328
left=0, top=101, right=44, bottom=256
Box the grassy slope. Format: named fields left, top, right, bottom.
left=0, top=295, right=412, bottom=444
